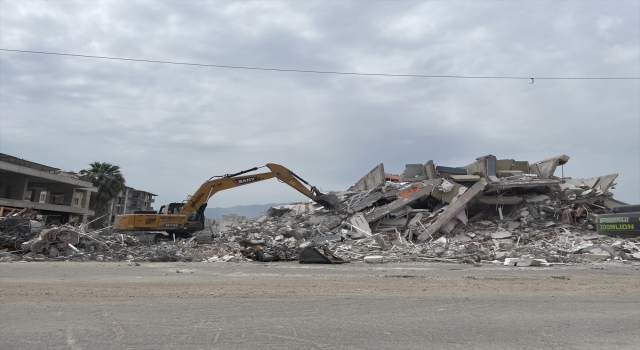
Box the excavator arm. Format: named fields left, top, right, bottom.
left=179, top=163, right=339, bottom=215
left=114, top=163, right=339, bottom=235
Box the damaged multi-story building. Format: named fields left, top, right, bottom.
left=0, top=153, right=97, bottom=224
left=105, top=187, right=157, bottom=225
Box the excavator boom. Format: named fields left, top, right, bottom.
left=114, top=163, right=339, bottom=235
left=181, top=163, right=338, bottom=216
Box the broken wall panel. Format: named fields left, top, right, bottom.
left=496, top=159, right=515, bottom=171
left=464, top=155, right=499, bottom=182
left=511, top=161, right=530, bottom=173
left=402, top=164, right=426, bottom=182
left=348, top=163, right=386, bottom=192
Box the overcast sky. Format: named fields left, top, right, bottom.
left=1, top=0, right=638, bottom=208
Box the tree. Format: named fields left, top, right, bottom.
left=79, top=162, right=126, bottom=223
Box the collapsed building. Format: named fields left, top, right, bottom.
left=1, top=154, right=639, bottom=265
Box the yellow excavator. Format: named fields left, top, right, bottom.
left=113, top=163, right=340, bottom=236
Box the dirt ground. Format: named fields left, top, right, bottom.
left=2, top=261, right=639, bottom=302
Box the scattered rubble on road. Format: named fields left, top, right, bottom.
left=1, top=154, right=639, bottom=265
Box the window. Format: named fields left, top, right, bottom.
left=4, top=185, right=12, bottom=199
left=49, top=193, right=64, bottom=205
left=73, top=198, right=79, bottom=205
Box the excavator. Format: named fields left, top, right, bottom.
left=113, top=163, right=340, bottom=236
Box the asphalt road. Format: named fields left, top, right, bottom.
left=1, top=261, right=639, bottom=350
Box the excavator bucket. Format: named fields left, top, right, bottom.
left=298, top=246, right=349, bottom=264
left=314, top=193, right=341, bottom=211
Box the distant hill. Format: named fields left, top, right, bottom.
left=203, top=203, right=287, bottom=221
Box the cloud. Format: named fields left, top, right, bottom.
left=1, top=0, right=638, bottom=206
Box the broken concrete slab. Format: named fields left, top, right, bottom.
left=417, top=178, right=488, bottom=241
left=436, top=165, right=468, bottom=176
left=529, top=155, right=570, bottom=179
left=478, top=196, right=523, bottom=205
left=348, top=192, right=383, bottom=213
left=437, top=207, right=468, bottom=236
left=365, top=180, right=440, bottom=222
left=450, top=174, right=482, bottom=182
left=525, top=194, right=550, bottom=203
left=431, top=180, right=468, bottom=204
left=504, top=258, right=549, bottom=267
left=349, top=163, right=385, bottom=192
left=592, top=174, right=618, bottom=193
left=379, top=217, right=408, bottom=226
left=347, top=213, right=372, bottom=238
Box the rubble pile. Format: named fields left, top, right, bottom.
left=206, top=154, right=640, bottom=265
left=1, top=154, right=639, bottom=265
left=0, top=208, right=42, bottom=250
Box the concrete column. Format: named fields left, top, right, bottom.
left=21, top=178, right=29, bottom=201
left=82, top=190, right=91, bottom=210
left=122, top=188, right=129, bottom=213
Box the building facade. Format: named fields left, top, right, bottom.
left=106, top=187, right=157, bottom=225
left=0, top=153, right=97, bottom=223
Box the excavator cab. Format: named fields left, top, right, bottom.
left=159, top=203, right=185, bottom=215
left=156, top=202, right=206, bottom=236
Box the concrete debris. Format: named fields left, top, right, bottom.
left=1, top=154, right=639, bottom=266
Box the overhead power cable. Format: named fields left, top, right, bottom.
left=1, top=48, right=638, bottom=81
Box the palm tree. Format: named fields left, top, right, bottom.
left=79, top=162, right=126, bottom=221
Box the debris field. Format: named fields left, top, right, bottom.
left=2, top=154, right=639, bottom=266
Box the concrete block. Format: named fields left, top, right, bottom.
left=424, top=160, right=437, bottom=180
left=491, top=231, right=512, bottom=239
left=364, top=255, right=385, bottom=263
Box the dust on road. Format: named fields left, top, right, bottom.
left=2, top=272, right=637, bottom=302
